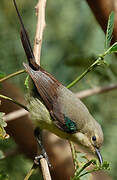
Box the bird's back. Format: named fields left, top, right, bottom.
left=24, top=63, right=96, bottom=134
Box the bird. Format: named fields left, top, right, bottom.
left=13, top=0, right=104, bottom=164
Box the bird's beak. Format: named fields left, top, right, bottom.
left=95, top=147, right=103, bottom=165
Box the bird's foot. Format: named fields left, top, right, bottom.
left=34, top=153, right=51, bottom=168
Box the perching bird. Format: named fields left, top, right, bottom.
left=13, top=0, right=104, bottom=164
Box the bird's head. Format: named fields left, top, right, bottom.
left=90, top=120, right=104, bottom=164
left=90, top=130, right=104, bottom=164
left=75, top=120, right=104, bottom=164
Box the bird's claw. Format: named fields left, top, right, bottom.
left=34, top=154, right=52, bottom=168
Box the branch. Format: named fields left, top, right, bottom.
left=40, top=158, right=52, bottom=180
left=33, top=0, right=47, bottom=65
left=69, top=141, right=78, bottom=172
left=4, top=109, right=28, bottom=122
left=24, top=164, right=38, bottom=180
left=76, top=83, right=117, bottom=99
left=0, top=94, right=28, bottom=111
left=0, top=69, right=26, bottom=83
left=3, top=83, right=117, bottom=123
left=67, top=57, right=103, bottom=89
left=32, top=0, right=51, bottom=179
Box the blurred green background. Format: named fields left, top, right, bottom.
left=0, top=0, right=117, bottom=179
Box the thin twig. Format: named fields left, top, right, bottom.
left=72, top=160, right=94, bottom=180
left=4, top=109, right=28, bottom=122
left=24, top=164, right=38, bottom=180
left=67, top=58, right=102, bottom=89
left=76, top=83, right=117, bottom=99
left=33, top=0, right=47, bottom=65
left=0, top=69, right=26, bottom=83
left=69, top=141, right=78, bottom=171
left=40, top=158, right=52, bottom=180
left=0, top=94, right=28, bottom=111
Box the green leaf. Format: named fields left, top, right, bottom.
left=71, top=157, right=110, bottom=180
left=105, top=11, right=114, bottom=49
left=0, top=71, right=6, bottom=79
left=104, top=42, right=117, bottom=56
left=0, top=112, right=9, bottom=139
left=108, top=42, right=117, bottom=53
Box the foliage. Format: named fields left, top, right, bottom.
left=71, top=152, right=110, bottom=180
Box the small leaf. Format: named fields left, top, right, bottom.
left=0, top=72, right=6, bottom=79
left=105, top=11, right=114, bottom=49
left=104, top=42, right=117, bottom=56
left=108, top=42, right=117, bottom=53
left=0, top=112, right=9, bottom=139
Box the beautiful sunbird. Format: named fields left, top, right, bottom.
left=13, top=0, right=103, bottom=164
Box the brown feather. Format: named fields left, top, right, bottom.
left=23, top=63, right=70, bottom=131
left=23, top=63, right=60, bottom=110
left=13, top=0, right=39, bottom=70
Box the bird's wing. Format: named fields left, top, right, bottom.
left=24, top=64, right=77, bottom=134
left=23, top=63, right=60, bottom=110
left=50, top=102, right=78, bottom=134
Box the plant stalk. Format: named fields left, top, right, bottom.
left=0, top=69, right=26, bottom=83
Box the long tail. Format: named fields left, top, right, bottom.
left=13, top=0, right=39, bottom=70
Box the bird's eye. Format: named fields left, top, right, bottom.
left=92, top=136, right=96, bottom=141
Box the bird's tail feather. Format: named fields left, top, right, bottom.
left=13, top=0, right=39, bottom=70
